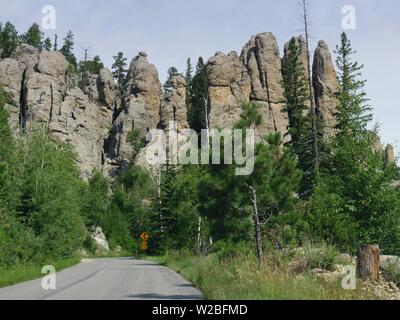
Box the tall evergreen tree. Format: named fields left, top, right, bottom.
left=0, top=22, right=19, bottom=58
left=185, top=58, right=193, bottom=84
left=309, top=32, right=400, bottom=254
left=163, top=66, right=180, bottom=94
left=60, top=31, right=77, bottom=68
left=43, top=37, right=52, bottom=51
left=185, top=58, right=193, bottom=108
left=188, top=57, right=208, bottom=133
left=200, top=103, right=301, bottom=265
left=282, top=37, right=314, bottom=197
left=334, top=32, right=372, bottom=136
left=112, top=52, right=128, bottom=96
left=21, top=23, right=43, bottom=48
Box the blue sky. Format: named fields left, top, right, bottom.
left=1, top=0, right=399, bottom=159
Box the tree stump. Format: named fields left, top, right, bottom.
left=357, top=245, right=380, bottom=281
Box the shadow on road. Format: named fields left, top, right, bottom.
left=125, top=293, right=203, bottom=300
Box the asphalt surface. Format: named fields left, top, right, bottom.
left=0, top=258, right=203, bottom=300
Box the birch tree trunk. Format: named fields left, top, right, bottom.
left=197, top=214, right=202, bottom=254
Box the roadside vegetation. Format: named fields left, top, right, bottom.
left=0, top=257, right=80, bottom=288
left=148, top=248, right=371, bottom=300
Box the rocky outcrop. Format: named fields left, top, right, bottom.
left=0, top=45, right=114, bottom=179
left=385, top=145, right=395, bottom=165
left=49, top=87, right=112, bottom=179
left=83, top=68, right=116, bottom=110
left=97, top=68, right=116, bottom=108
left=0, top=58, right=24, bottom=129
left=312, top=40, right=339, bottom=136
left=159, top=74, right=189, bottom=131
left=11, top=44, right=39, bottom=74
left=0, top=33, right=372, bottom=179
left=240, top=33, right=289, bottom=141
left=104, top=97, right=151, bottom=175
left=104, top=52, right=163, bottom=175
left=0, top=45, right=68, bottom=131
left=124, top=51, right=162, bottom=129
left=206, top=51, right=251, bottom=130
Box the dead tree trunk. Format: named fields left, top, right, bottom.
left=250, top=186, right=264, bottom=267
left=357, top=245, right=380, bottom=281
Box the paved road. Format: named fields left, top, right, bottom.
left=0, top=258, right=203, bottom=300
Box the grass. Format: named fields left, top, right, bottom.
left=147, top=250, right=372, bottom=300
left=382, top=261, right=400, bottom=287
left=0, top=257, right=81, bottom=288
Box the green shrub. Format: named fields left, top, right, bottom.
left=213, top=240, right=252, bottom=260
left=383, top=261, right=400, bottom=286
left=294, top=242, right=340, bottom=271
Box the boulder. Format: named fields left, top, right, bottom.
left=90, top=226, right=110, bottom=254
left=37, top=50, right=69, bottom=78
left=380, top=255, right=400, bottom=270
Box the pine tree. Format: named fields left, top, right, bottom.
left=236, top=103, right=301, bottom=265
left=60, top=31, right=77, bottom=68
left=200, top=103, right=301, bottom=265
left=309, top=32, right=400, bottom=254
left=112, top=52, right=128, bottom=96
left=163, top=67, right=180, bottom=94
left=185, top=58, right=193, bottom=84
left=21, top=23, right=43, bottom=49
left=43, top=37, right=52, bottom=51
left=0, top=21, right=19, bottom=58
left=185, top=58, right=193, bottom=108
left=80, top=55, right=104, bottom=75
left=334, top=32, right=372, bottom=137
left=281, top=37, right=314, bottom=197
left=188, top=57, right=208, bottom=134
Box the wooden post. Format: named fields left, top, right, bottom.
left=357, top=245, right=380, bottom=281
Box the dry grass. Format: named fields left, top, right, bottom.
left=148, top=250, right=372, bottom=300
